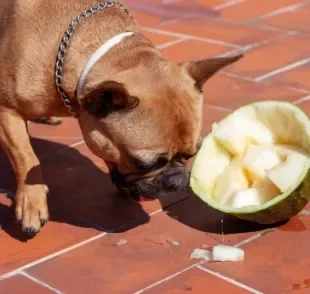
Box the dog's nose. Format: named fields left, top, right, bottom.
left=163, top=170, right=188, bottom=190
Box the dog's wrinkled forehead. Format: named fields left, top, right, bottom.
left=105, top=80, right=203, bottom=155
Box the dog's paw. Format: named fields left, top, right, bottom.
left=15, top=184, right=49, bottom=236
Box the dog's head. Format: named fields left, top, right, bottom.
left=77, top=52, right=242, bottom=201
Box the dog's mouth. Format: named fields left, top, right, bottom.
left=109, top=165, right=189, bottom=201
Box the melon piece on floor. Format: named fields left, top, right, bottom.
left=212, top=244, right=244, bottom=262
left=190, top=101, right=310, bottom=224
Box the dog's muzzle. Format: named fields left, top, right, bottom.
left=110, top=165, right=189, bottom=201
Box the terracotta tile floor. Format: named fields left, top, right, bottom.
left=1, top=0, right=310, bottom=293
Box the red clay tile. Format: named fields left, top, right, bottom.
left=59, top=142, right=104, bottom=167
left=0, top=220, right=98, bottom=275
left=260, top=7, right=310, bottom=33
left=143, top=31, right=178, bottom=46
left=0, top=119, right=82, bottom=176
left=203, top=216, right=310, bottom=293
left=220, top=0, right=302, bottom=22
left=202, top=74, right=304, bottom=109
left=161, top=39, right=232, bottom=63
left=197, top=0, right=231, bottom=6
left=26, top=211, right=218, bottom=294
left=28, top=117, right=82, bottom=142
left=296, top=99, right=310, bottom=116
left=0, top=275, right=55, bottom=294
left=127, top=0, right=220, bottom=23
left=144, top=267, right=251, bottom=294
left=226, top=34, right=310, bottom=79
left=268, top=63, right=310, bottom=91
left=201, top=105, right=230, bottom=136
left=160, top=19, right=279, bottom=46
left=132, top=11, right=162, bottom=27
left=26, top=118, right=83, bottom=159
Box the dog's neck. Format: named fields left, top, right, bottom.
left=76, top=31, right=134, bottom=100
left=58, top=4, right=141, bottom=114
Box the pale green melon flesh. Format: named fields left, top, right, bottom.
left=190, top=101, right=310, bottom=224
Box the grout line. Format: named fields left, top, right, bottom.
left=221, top=71, right=310, bottom=95
left=294, top=94, right=310, bottom=105
left=233, top=229, right=274, bottom=248
left=196, top=266, right=263, bottom=294
left=221, top=71, right=255, bottom=82
left=204, top=103, right=232, bottom=112
left=285, top=86, right=310, bottom=94
left=213, top=0, right=248, bottom=11
left=254, top=57, right=310, bottom=82
left=156, top=38, right=188, bottom=49
left=1, top=138, right=86, bottom=176
left=244, top=0, right=310, bottom=24
left=0, top=232, right=107, bottom=281
left=39, top=139, right=85, bottom=160
left=20, top=271, right=63, bottom=294
left=217, top=31, right=294, bottom=58
left=134, top=261, right=205, bottom=294
left=0, top=208, right=164, bottom=281
left=134, top=227, right=271, bottom=293
left=242, top=31, right=295, bottom=51
left=31, top=136, right=83, bottom=140
left=149, top=208, right=164, bottom=216
left=141, top=26, right=242, bottom=49
left=162, top=0, right=181, bottom=4
left=299, top=210, right=310, bottom=216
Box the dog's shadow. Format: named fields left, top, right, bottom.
left=0, top=137, right=281, bottom=242
left=0, top=137, right=152, bottom=242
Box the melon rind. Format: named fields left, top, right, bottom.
left=190, top=101, right=310, bottom=225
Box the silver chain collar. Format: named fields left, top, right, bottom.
left=55, top=1, right=129, bottom=118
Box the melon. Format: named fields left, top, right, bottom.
left=190, top=101, right=310, bottom=224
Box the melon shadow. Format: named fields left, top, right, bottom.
left=160, top=192, right=287, bottom=235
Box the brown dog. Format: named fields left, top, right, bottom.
left=0, top=0, right=242, bottom=236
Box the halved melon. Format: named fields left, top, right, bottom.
left=190, top=101, right=310, bottom=224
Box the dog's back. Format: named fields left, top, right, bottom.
left=0, top=0, right=137, bottom=117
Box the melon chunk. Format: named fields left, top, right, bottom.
left=242, top=144, right=282, bottom=181
left=252, top=178, right=280, bottom=203
left=269, top=144, right=308, bottom=159
left=230, top=188, right=262, bottom=208
left=230, top=178, right=280, bottom=208
left=212, top=113, right=275, bottom=156
left=267, top=152, right=309, bottom=192
left=213, top=156, right=249, bottom=205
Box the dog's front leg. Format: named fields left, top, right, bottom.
left=0, top=109, right=49, bottom=236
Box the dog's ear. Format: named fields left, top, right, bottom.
left=80, top=81, right=139, bottom=116
left=180, top=54, right=243, bottom=91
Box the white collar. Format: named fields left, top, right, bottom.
left=76, top=32, right=134, bottom=99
